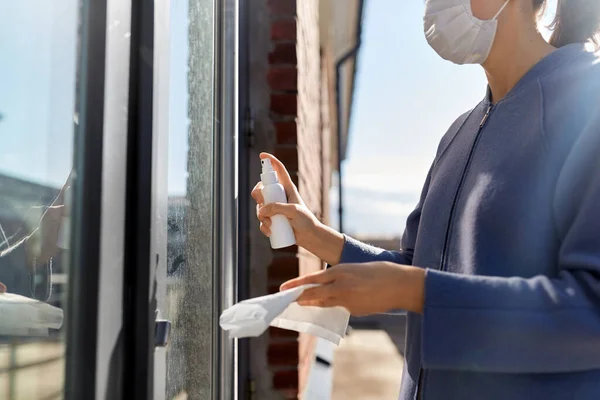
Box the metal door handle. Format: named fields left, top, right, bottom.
left=155, top=319, right=172, bottom=347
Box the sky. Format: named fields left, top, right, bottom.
left=0, top=2, right=77, bottom=188
left=0, top=0, right=557, bottom=237
left=332, top=0, right=556, bottom=237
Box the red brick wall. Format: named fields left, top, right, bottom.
left=251, top=0, right=329, bottom=398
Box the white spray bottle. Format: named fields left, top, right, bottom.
left=260, top=158, right=296, bottom=249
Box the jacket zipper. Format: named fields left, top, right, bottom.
left=416, top=104, right=493, bottom=400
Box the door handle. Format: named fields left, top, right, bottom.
left=155, top=319, right=172, bottom=347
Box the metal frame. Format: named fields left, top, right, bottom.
left=122, top=0, right=156, bottom=397
left=236, top=0, right=251, bottom=397
left=64, top=0, right=107, bottom=397
left=213, top=1, right=239, bottom=398
left=92, top=0, right=134, bottom=398
left=151, top=0, right=171, bottom=398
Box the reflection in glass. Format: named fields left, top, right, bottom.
left=164, top=0, right=215, bottom=399
left=0, top=1, right=78, bottom=398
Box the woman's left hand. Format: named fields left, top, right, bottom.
left=280, top=262, right=427, bottom=316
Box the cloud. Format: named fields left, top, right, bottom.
left=340, top=155, right=432, bottom=196
left=329, top=155, right=430, bottom=235
left=330, top=183, right=418, bottom=236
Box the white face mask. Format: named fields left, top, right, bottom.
left=424, top=0, right=511, bottom=65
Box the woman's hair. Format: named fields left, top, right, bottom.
left=534, top=0, right=600, bottom=47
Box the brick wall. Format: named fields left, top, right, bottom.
left=294, top=0, right=323, bottom=394
left=247, top=0, right=330, bottom=398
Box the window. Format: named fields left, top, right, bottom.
left=0, top=1, right=238, bottom=398
left=153, top=0, right=237, bottom=398
left=0, top=1, right=79, bottom=398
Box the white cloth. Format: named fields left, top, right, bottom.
left=0, top=293, right=64, bottom=336
left=219, top=284, right=350, bottom=345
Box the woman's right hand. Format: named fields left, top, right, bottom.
left=252, top=153, right=345, bottom=265
left=252, top=153, right=320, bottom=248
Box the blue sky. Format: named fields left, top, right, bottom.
left=0, top=2, right=77, bottom=188
left=0, top=0, right=556, bottom=237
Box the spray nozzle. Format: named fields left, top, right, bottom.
left=261, top=158, right=274, bottom=174
left=260, top=158, right=279, bottom=185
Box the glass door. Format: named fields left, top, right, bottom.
left=1, top=0, right=238, bottom=398
left=0, top=2, right=78, bottom=398
left=0, top=0, right=133, bottom=398
left=152, top=0, right=238, bottom=399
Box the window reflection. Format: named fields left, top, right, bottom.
left=0, top=1, right=78, bottom=398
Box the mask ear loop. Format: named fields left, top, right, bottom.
left=493, top=0, right=511, bottom=20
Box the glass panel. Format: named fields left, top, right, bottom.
left=162, top=0, right=216, bottom=398
left=0, top=1, right=79, bottom=399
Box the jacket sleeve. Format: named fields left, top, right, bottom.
left=422, top=119, right=600, bottom=373
left=338, top=166, right=433, bottom=267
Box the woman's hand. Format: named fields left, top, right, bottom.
left=280, top=262, right=427, bottom=316
left=252, top=153, right=318, bottom=242
left=252, top=153, right=345, bottom=264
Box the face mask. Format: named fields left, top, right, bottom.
left=424, top=0, right=511, bottom=65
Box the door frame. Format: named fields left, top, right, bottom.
left=66, top=0, right=240, bottom=397
left=65, top=0, right=112, bottom=397
left=214, top=0, right=239, bottom=398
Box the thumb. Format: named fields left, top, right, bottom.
left=258, top=202, right=299, bottom=219
left=260, top=153, right=295, bottom=192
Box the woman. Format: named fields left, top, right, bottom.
left=254, top=1, right=600, bottom=399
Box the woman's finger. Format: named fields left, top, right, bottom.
left=297, top=285, right=336, bottom=303
left=0, top=282, right=7, bottom=293
left=259, top=202, right=298, bottom=219
left=256, top=204, right=273, bottom=228
left=260, top=223, right=272, bottom=237
left=251, top=182, right=264, bottom=204
left=297, top=298, right=337, bottom=308
left=280, top=269, right=335, bottom=291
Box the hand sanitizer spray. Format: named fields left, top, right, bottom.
left=260, top=159, right=296, bottom=249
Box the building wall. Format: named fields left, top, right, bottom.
left=247, top=0, right=330, bottom=398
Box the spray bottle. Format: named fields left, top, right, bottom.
left=260, top=159, right=296, bottom=249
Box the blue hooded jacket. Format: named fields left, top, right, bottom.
left=340, top=44, right=600, bottom=399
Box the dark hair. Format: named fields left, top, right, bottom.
left=534, top=0, right=600, bottom=47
